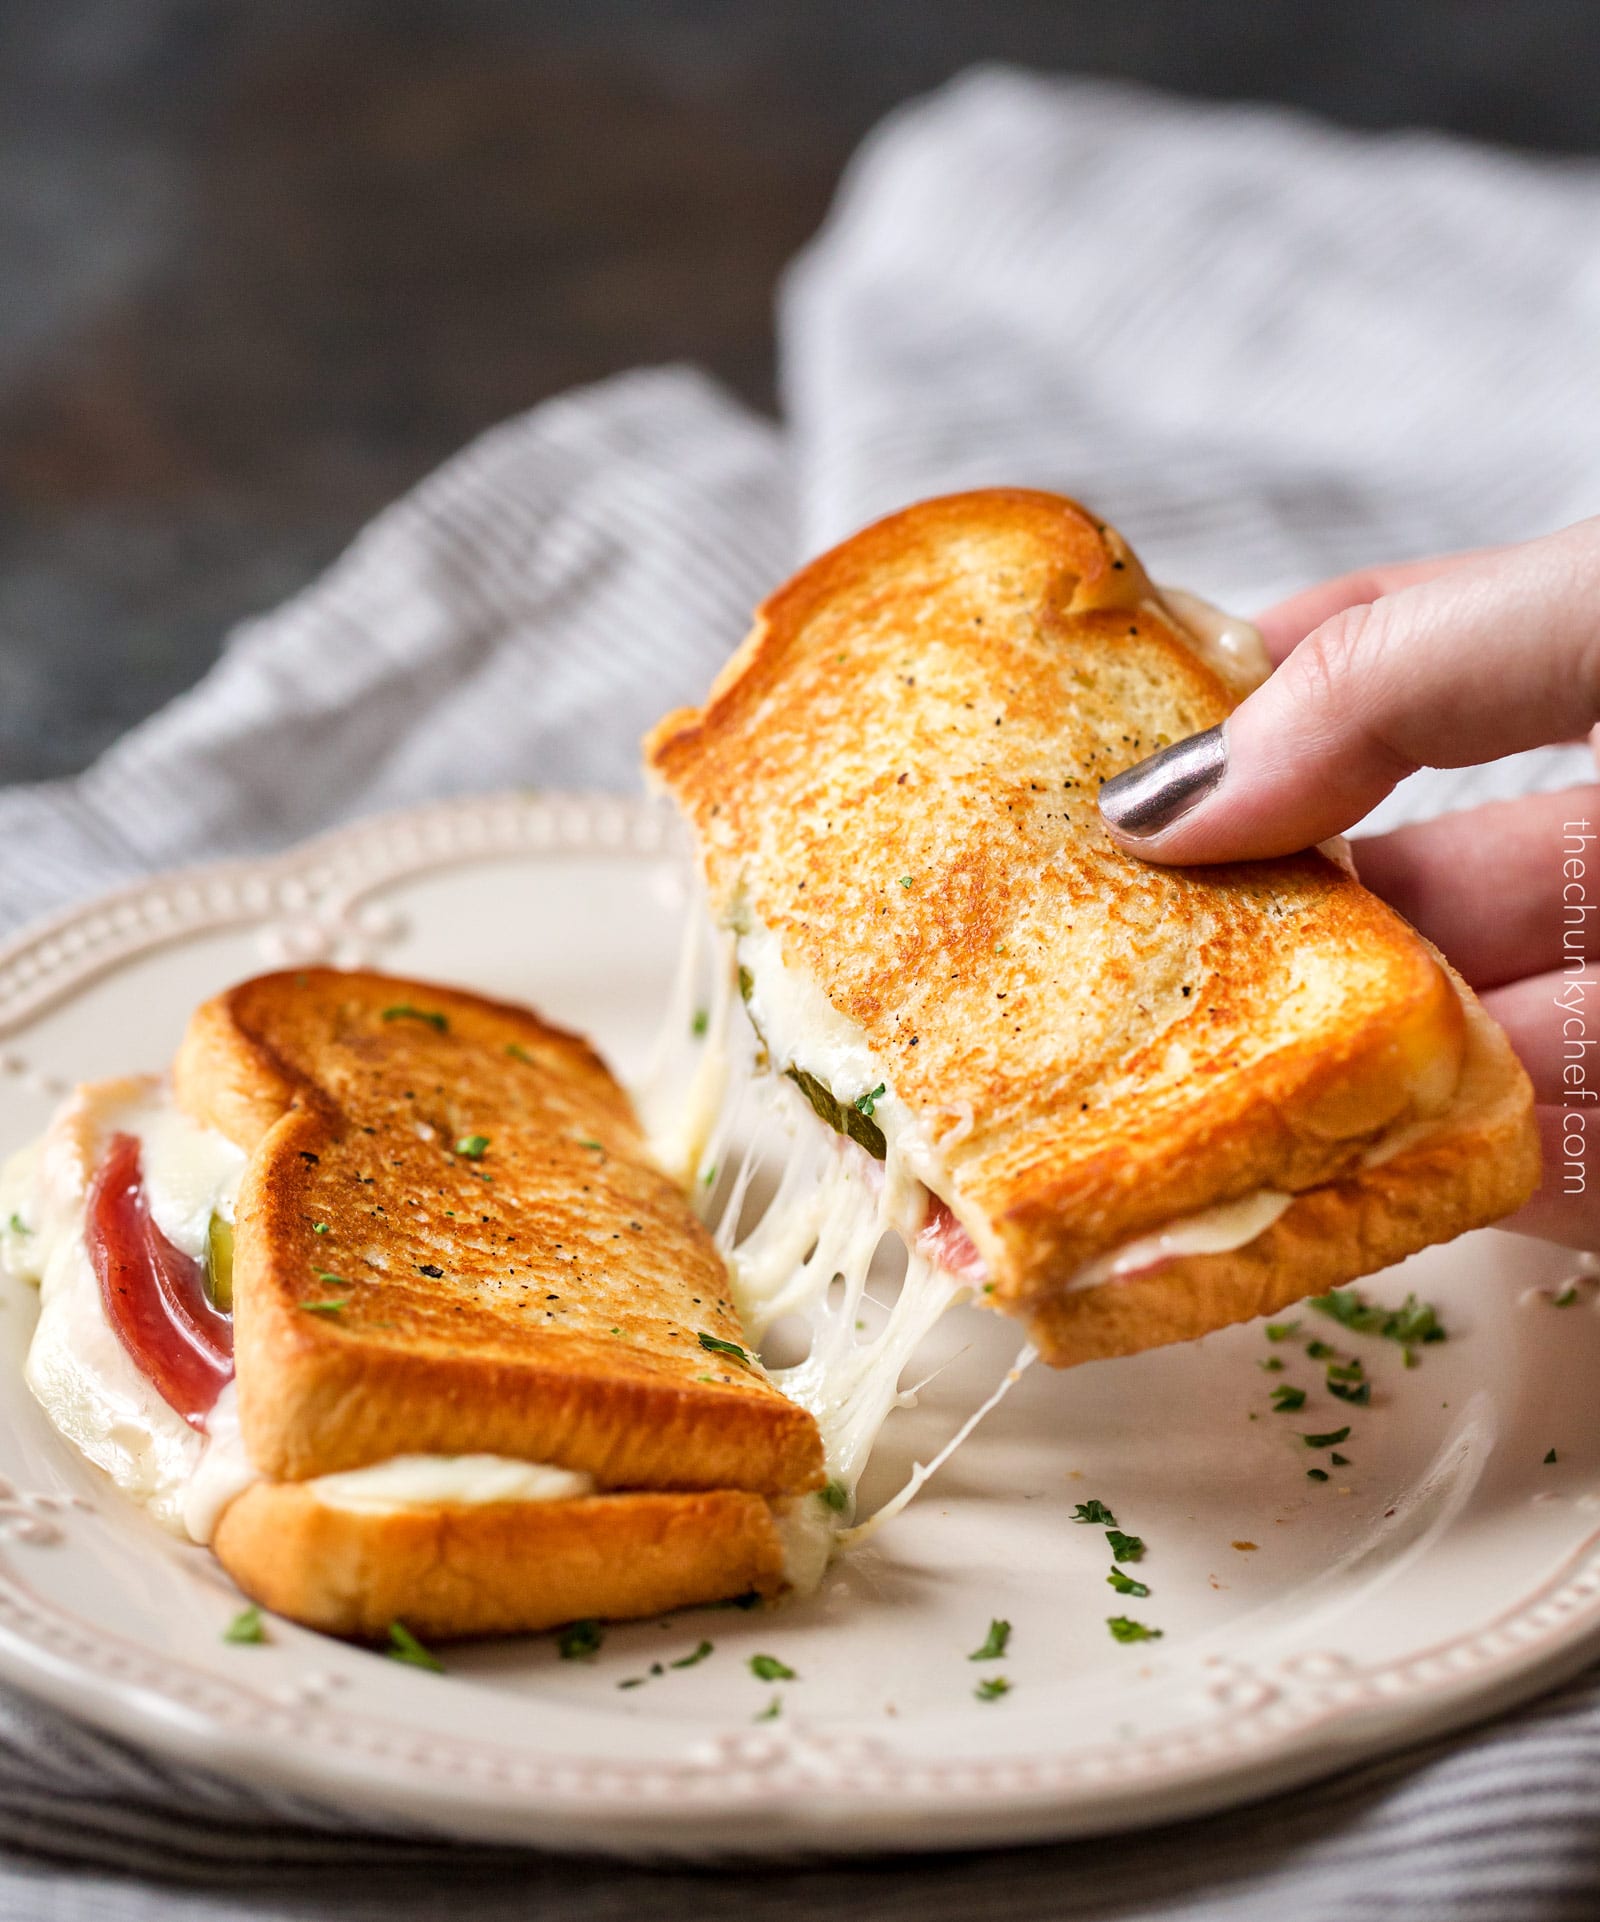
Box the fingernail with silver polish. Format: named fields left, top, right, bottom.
left=1097, top=723, right=1228, bottom=839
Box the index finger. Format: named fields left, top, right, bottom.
left=1253, top=546, right=1508, bottom=665
left=1102, top=516, right=1600, bottom=862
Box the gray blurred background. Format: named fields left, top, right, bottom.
left=5, top=0, right=1599, bottom=787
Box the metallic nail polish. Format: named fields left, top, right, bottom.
left=1097, top=723, right=1228, bottom=839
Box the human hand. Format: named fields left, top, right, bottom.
left=1097, top=517, right=1600, bottom=1248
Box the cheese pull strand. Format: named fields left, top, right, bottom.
left=842, top=1343, right=1038, bottom=1549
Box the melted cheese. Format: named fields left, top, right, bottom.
left=771, top=1491, right=837, bottom=1593
left=182, top=1379, right=258, bottom=1542
left=845, top=1343, right=1039, bottom=1549
left=1153, top=584, right=1273, bottom=693
left=1065, top=1189, right=1294, bottom=1292
left=728, top=1121, right=970, bottom=1494
left=305, top=1455, right=594, bottom=1514
left=635, top=906, right=740, bottom=1192
left=666, top=929, right=1008, bottom=1576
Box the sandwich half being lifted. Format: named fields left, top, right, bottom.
left=1, top=970, right=823, bottom=1640
left=645, top=488, right=1539, bottom=1389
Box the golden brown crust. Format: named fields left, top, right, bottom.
left=212, top=1483, right=784, bottom=1640
left=1011, top=963, right=1540, bottom=1363
left=646, top=488, right=1527, bottom=1309
left=173, top=970, right=822, bottom=1494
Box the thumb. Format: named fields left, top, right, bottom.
left=1098, top=519, right=1600, bottom=863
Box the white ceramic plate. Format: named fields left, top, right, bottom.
left=0, top=790, right=1595, bottom=1858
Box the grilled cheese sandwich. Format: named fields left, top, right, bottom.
left=645, top=488, right=1539, bottom=1396
left=3, top=970, right=825, bottom=1639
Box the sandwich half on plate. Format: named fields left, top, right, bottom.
left=644, top=488, right=1539, bottom=1412
left=0, top=970, right=823, bottom=1640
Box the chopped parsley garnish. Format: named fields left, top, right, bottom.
left=1553, top=1284, right=1580, bottom=1307
left=1107, top=1617, right=1163, bottom=1644
left=1330, top=1451, right=1350, bottom=1466
left=312, top=1221, right=330, bottom=1235
left=506, top=1043, right=534, bottom=1064
left=1307, top=1468, right=1330, bottom=1483
left=974, top=1676, right=1011, bottom=1702
left=576, top=1137, right=605, bottom=1153
left=387, top=1622, right=444, bottom=1672
left=1072, top=1499, right=1116, bottom=1526
left=1326, top=1361, right=1368, bottom=1402
left=1270, top=1385, right=1306, bottom=1412
left=454, top=1134, right=490, bottom=1159
left=701, top=1162, right=717, bottom=1188
left=1107, top=1568, right=1150, bottom=1598
left=1328, top=1377, right=1372, bottom=1406
left=1311, top=1287, right=1446, bottom=1349
left=670, top=1640, right=714, bottom=1669
left=818, top=1480, right=850, bottom=1512
left=854, top=1083, right=887, bottom=1119
left=6, top=1213, right=29, bottom=1236
left=417, top=1263, right=444, bottom=1279
left=691, top=1008, right=710, bottom=1038
left=1106, top=1530, right=1144, bottom=1563
left=897, top=876, right=913, bottom=889
left=300, top=1297, right=348, bottom=1316
left=1302, top=1426, right=1351, bottom=1450
left=698, top=1331, right=753, bottom=1369
left=223, top=1606, right=266, bottom=1644
left=755, top=1696, right=783, bottom=1722
left=1545, top=1448, right=1559, bottom=1464
left=1264, top=1320, right=1300, bottom=1342
left=748, top=1653, right=796, bottom=1682
left=382, top=1004, right=447, bottom=1033
left=1258, top=1357, right=1285, bottom=1373
left=557, top=1619, right=604, bottom=1661
left=969, top=1619, right=1011, bottom=1661
left=1305, top=1340, right=1336, bottom=1360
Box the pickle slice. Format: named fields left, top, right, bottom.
left=784, top=1066, right=887, bottom=1161
left=205, top=1214, right=235, bottom=1313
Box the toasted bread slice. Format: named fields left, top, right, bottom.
left=1021, top=965, right=1533, bottom=1363
left=173, top=969, right=822, bottom=1494
left=213, top=1483, right=785, bottom=1641
left=646, top=489, right=1538, bottom=1354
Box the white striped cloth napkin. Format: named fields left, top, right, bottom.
left=0, top=66, right=1597, bottom=1920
